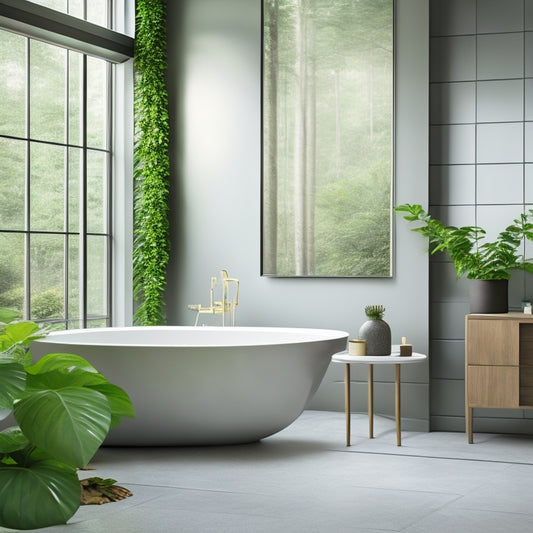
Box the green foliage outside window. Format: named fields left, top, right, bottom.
left=133, top=0, right=171, bottom=325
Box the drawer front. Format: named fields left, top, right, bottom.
left=467, top=366, right=519, bottom=408
left=466, top=318, right=518, bottom=365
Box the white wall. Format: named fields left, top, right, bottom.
left=166, top=0, right=430, bottom=428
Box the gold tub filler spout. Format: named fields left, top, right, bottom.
left=188, top=270, right=240, bottom=326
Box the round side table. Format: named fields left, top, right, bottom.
left=331, top=350, right=427, bottom=446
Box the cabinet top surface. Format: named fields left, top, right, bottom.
left=467, top=313, right=533, bottom=321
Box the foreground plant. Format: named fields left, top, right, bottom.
left=0, top=310, right=135, bottom=530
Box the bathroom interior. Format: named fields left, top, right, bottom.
left=3, top=0, right=533, bottom=531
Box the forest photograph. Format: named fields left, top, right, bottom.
left=262, top=0, right=393, bottom=277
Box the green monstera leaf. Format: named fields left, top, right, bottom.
left=0, top=359, right=26, bottom=411
left=0, top=459, right=80, bottom=530
left=0, top=427, right=28, bottom=456
left=25, top=352, right=101, bottom=377
left=14, top=387, right=111, bottom=468
left=88, top=382, right=135, bottom=428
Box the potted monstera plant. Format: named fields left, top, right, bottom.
left=396, top=204, right=533, bottom=313
left=0, top=309, right=135, bottom=530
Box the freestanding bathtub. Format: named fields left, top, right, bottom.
left=30, top=326, right=348, bottom=446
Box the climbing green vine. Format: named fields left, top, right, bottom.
left=133, top=0, right=170, bottom=325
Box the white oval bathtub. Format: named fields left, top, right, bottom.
left=30, top=326, right=348, bottom=446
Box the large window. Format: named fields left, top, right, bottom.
left=0, top=0, right=133, bottom=327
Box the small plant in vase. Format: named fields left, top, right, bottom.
left=359, top=305, right=391, bottom=356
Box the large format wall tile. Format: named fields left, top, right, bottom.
left=430, top=205, right=476, bottom=228
left=477, top=123, right=523, bottom=164
left=477, top=164, right=523, bottom=204
left=477, top=0, right=524, bottom=33
left=526, top=32, right=533, bottom=77
left=430, top=0, right=476, bottom=36
left=430, top=82, right=476, bottom=124
left=430, top=124, right=475, bottom=164
left=525, top=122, right=533, bottom=161
left=525, top=165, right=533, bottom=201
left=476, top=205, right=525, bottom=241
left=477, top=33, right=523, bottom=80
left=525, top=79, right=533, bottom=120
left=429, top=165, right=476, bottom=205
left=430, top=36, right=476, bottom=82
left=477, top=80, right=523, bottom=123
left=430, top=339, right=465, bottom=380
left=527, top=0, right=533, bottom=30
left=430, top=261, right=469, bottom=302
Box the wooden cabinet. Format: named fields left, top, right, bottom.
left=465, top=313, right=533, bottom=443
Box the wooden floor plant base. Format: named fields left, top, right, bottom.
left=80, top=477, right=133, bottom=506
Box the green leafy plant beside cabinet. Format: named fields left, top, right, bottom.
left=395, top=203, right=533, bottom=280
left=133, top=0, right=171, bottom=325
left=0, top=310, right=135, bottom=530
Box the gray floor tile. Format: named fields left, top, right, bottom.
left=5, top=410, right=533, bottom=533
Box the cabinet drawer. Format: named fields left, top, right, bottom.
left=467, top=366, right=518, bottom=408
left=466, top=318, right=518, bottom=365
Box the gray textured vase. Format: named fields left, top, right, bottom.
left=358, top=319, right=391, bottom=356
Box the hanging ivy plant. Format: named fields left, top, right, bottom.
left=133, top=0, right=170, bottom=325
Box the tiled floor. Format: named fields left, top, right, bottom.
left=5, top=410, right=533, bottom=532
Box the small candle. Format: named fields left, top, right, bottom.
left=400, top=336, right=412, bottom=356
left=349, top=339, right=366, bottom=356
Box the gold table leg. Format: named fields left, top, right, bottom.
left=368, top=364, right=374, bottom=439
left=395, top=364, right=401, bottom=446
left=345, top=363, right=350, bottom=446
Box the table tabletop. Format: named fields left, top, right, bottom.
left=332, top=350, right=427, bottom=365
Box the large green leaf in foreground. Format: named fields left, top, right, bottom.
left=0, top=359, right=25, bottom=411
left=0, top=460, right=80, bottom=530
left=14, top=388, right=111, bottom=467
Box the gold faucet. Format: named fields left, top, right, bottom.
left=188, top=269, right=240, bottom=326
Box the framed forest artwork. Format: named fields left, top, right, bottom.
left=261, top=0, right=394, bottom=277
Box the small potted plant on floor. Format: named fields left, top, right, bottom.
left=395, top=204, right=533, bottom=313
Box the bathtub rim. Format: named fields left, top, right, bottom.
left=33, top=326, right=349, bottom=349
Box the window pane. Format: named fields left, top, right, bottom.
left=87, top=318, right=108, bottom=328
left=86, top=235, right=108, bottom=318
left=69, top=50, right=82, bottom=146
left=87, top=150, right=107, bottom=233
left=87, top=56, right=108, bottom=149
left=87, top=0, right=109, bottom=28
left=67, top=0, right=85, bottom=20
left=27, top=0, right=110, bottom=29
left=0, top=138, right=26, bottom=230
left=30, top=143, right=65, bottom=232
left=0, top=233, right=24, bottom=314
left=30, top=233, right=64, bottom=321
left=68, top=147, right=82, bottom=232
left=30, top=40, right=66, bottom=143
left=28, top=0, right=67, bottom=11
left=67, top=234, right=80, bottom=321
left=0, top=30, right=26, bottom=138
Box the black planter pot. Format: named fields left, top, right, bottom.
left=469, top=279, right=508, bottom=314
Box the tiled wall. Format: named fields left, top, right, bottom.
left=430, top=0, right=533, bottom=432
